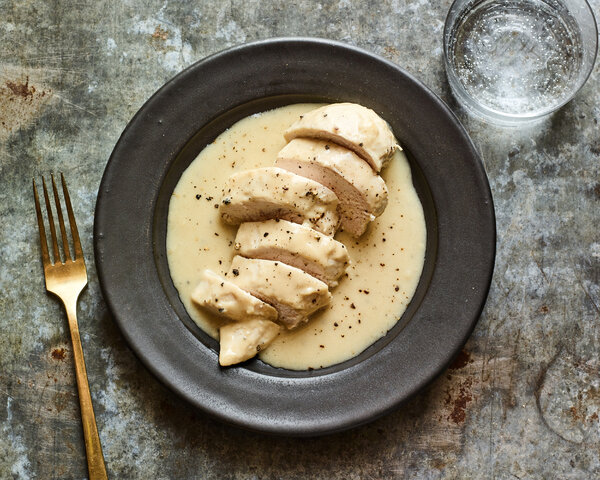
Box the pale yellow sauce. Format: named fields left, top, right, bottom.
left=166, top=104, right=426, bottom=370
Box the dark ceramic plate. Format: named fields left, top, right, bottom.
left=94, top=38, right=495, bottom=436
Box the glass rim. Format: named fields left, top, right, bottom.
left=442, top=0, right=599, bottom=124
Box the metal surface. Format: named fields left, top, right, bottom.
left=33, top=175, right=108, bottom=480
left=1, top=0, right=599, bottom=477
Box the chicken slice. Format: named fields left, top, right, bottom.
left=276, top=138, right=388, bottom=237
left=228, top=255, right=331, bottom=329
left=219, top=167, right=339, bottom=236
left=219, top=319, right=280, bottom=366
left=191, top=270, right=278, bottom=323
left=284, top=102, right=399, bottom=172
left=235, top=219, right=350, bottom=288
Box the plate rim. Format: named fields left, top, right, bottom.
left=94, top=37, right=496, bottom=436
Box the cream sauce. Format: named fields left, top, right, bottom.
left=166, top=104, right=426, bottom=370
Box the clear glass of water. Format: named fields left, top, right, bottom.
left=444, top=0, right=598, bottom=125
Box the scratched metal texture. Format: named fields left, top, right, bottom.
left=0, top=0, right=599, bottom=478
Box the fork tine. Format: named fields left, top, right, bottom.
left=61, top=173, right=83, bottom=260
left=42, top=177, right=61, bottom=264
left=33, top=179, right=51, bottom=267
left=51, top=174, right=72, bottom=262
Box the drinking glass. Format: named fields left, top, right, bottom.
left=444, top=0, right=598, bottom=124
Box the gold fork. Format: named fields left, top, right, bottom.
left=33, top=174, right=108, bottom=480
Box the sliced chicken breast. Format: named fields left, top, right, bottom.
left=228, top=255, right=331, bottom=329
left=235, top=219, right=350, bottom=287
left=191, top=270, right=278, bottom=323
left=276, top=138, right=388, bottom=237
left=219, top=319, right=280, bottom=366
left=284, top=102, right=399, bottom=172
left=219, top=167, right=340, bottom=236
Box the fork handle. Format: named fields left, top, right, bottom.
left=64, top=299, right=109, bottom=480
